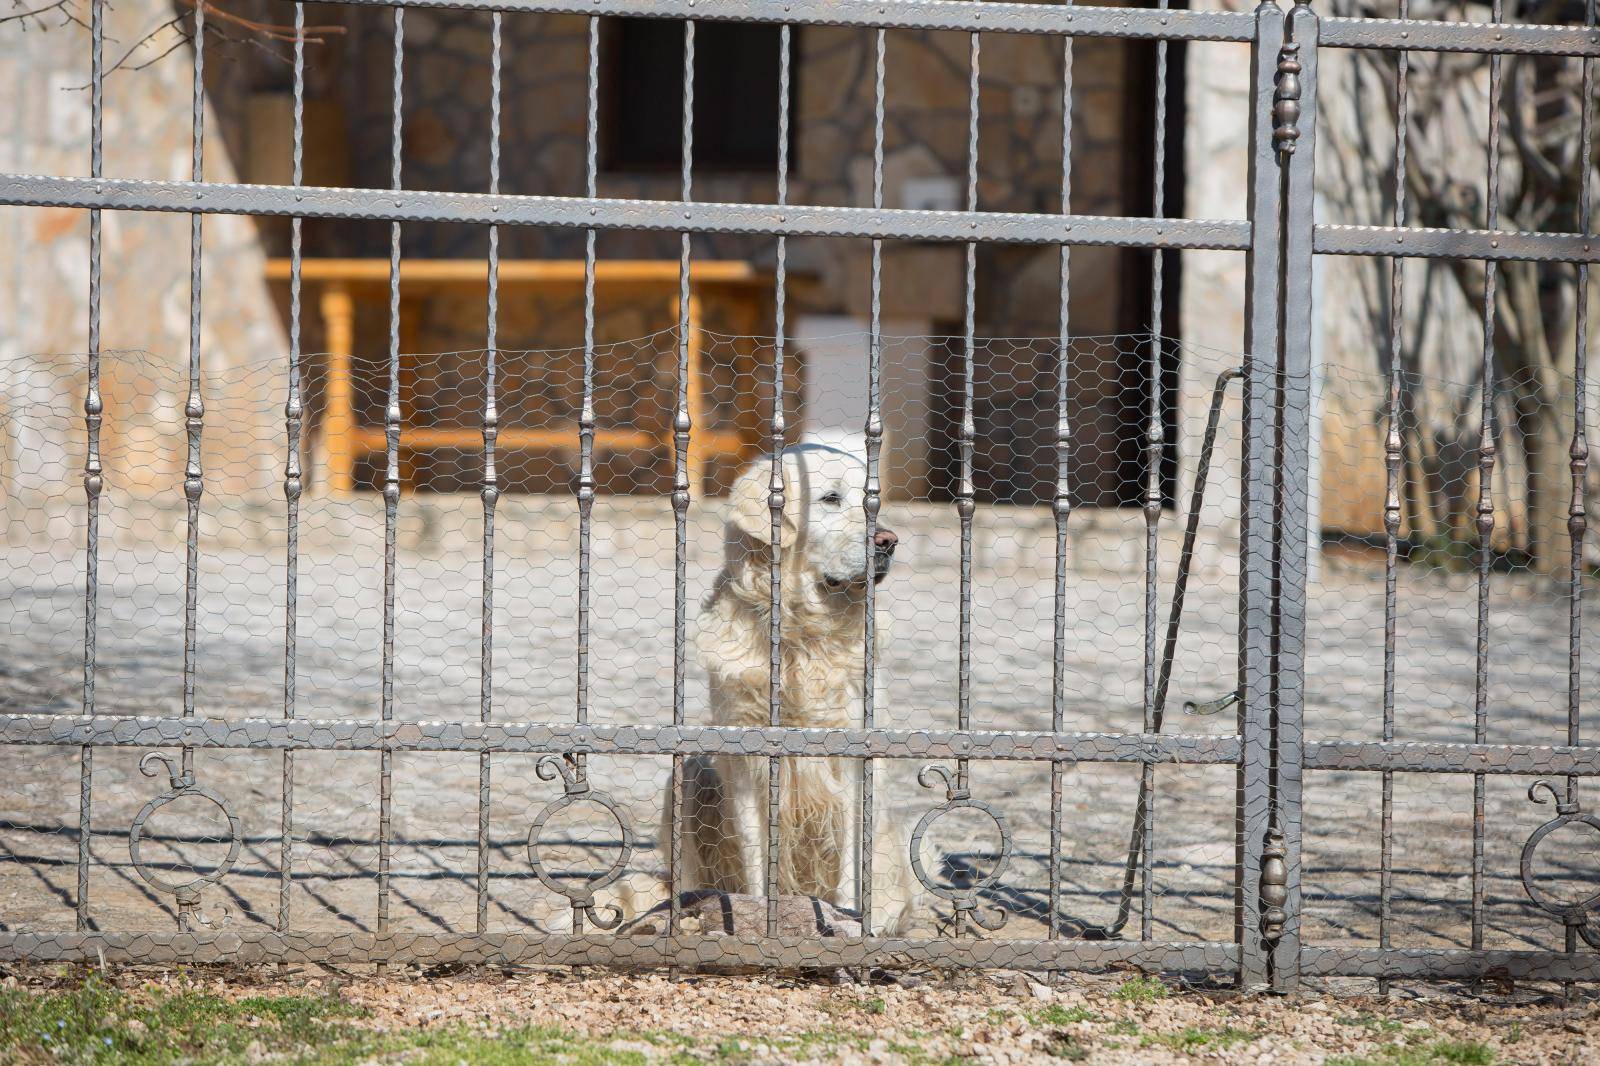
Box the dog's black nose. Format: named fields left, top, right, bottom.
left=873, top=528, right=898, bottom=554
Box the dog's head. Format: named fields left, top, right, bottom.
left=726, top=445, right=898, bottom=595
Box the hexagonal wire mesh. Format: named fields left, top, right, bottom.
left=4, top=0, right=1600, bottom=991
left=0, top=331, right=1249, bottom=980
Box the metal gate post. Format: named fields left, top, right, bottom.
left=1238, top=0, right=1286, bottom=993
left=1271, top=0, right=1318, bottom=994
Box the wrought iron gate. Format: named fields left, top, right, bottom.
left=0, top=0, right=1597, bottom=992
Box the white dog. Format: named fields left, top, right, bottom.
left=664, top=445, right=920, bottom=933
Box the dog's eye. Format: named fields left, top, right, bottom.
left=820, top=491, right=843, bottom=506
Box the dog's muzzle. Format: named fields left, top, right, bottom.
left=872, top=527, right=898, bottom=584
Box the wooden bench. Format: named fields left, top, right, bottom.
left=264, top=258, right=780, bottom=495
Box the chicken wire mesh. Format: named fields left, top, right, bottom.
left=2, top=332, right=1251, bottom=977
left=5, top=327, right=1599, bottom=988
left=1302, top=362, right=1600, bottom=968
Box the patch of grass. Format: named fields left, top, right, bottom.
left=874, top=1036, right=973, bottom=1066
left=1328, top=1038, right=1498, bottom=1066
left=383, top=1026, right=651, bottom=1066
left=0, top=975, right=371, bottom=1065
left=1111, top=975, right=1169, bottom=1003
left=857, top=996, right=887, bottom=1016
left=1336, top=1014, right=1406, bottom=1034
left=1031, top=1004, right=1098, bottom=1027
left=1143, top=1025, right=1261, bottom=1052
left=0, top=978, right=758, bottom=1066
left=1109, top=1018, right=1141, bottom=1037
left=1431, top=1041, right=1496, bottom=1065
left=710, top=1036, right=753, bottom=1064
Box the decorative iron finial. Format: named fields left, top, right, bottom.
left=1260, top=821, right=1288, bottom=940
left=1273, top=43, right=1303, bottom=157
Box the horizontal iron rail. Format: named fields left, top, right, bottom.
left=1300, top=946, right=1600, bottom=982
left=0, top=931, right=1239, bottom=971
left=1320, top=15, right=1600, bottom=57
left=283, top=0, right=1258, bottom=43
left=16, top=717, right=1598, bottom=774
left=276, top=0, right=1600, bottom=57
left=0, top=713, right=1241, bottom=764
left=0, top=175, right=1252, bottom=250
left=1316, top=224, right=1600, bottom=263
left=15, top=179, right=1598, bottom=261
left=1305, top=740, right=1600, bottom=775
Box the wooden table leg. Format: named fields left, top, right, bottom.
left=686, top=290, right=708, bottom=495
left=321, top=283, right=357, bottom=495
left=398, top=300, right=422, bottom=491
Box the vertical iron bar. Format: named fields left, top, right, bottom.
left=1049, top=16, right=1075, bottom=948
left=280, top=0, right=307, bottom=935
left=1237, top=0, right=1286, bottom=992
left=956, top=30, right=979, bottom=806
left=668, top=17, right=695, bottom=935
left=766, top=22, right=792, bottom=939
left=1137, top=0, right=1172, bottom=945
left=1273, top=0, right=1317, bottom=992
left=477, top=9, right=504, bottom=937
left=573, top=13, right=599, bottom=938
left=860, top=26, right=886, bottom=939
left=1566, top=0, right=1594, bottom=963
left=77, top=0, right=106, bottom=932
left=946, top=28, right=981, bottom=939
left=1472, top=0, right=1505, bottom=956
left=1379, top=0, right=1409, bottom=994
left=181, top=0, right=207, bottom=783
left=380, top=6, right=405, bottom=937
left=1114, top=0, right=1175, bottom=944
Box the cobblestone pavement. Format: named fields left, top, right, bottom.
left=2, top=497, right=1594, bottom=983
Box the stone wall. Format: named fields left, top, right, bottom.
left=0, top=0, right=287, bottom=507
left=4, top=2, right=1173, bottom=507
left=202, top=5, right=1162, bottom=504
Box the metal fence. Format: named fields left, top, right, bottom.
left=0, top=0, right=1598, bottom=993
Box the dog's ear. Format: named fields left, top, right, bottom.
left=727, top=458, right=793, bottom=544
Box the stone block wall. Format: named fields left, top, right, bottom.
left=4, top=0, right=1177, bottom=509
left=1, top=0, right=288, bottom=509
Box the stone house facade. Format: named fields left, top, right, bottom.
left=2, top=0, right=1341, bottom=540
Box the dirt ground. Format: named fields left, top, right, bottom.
left=2, top=963, right=1597, bottom=1065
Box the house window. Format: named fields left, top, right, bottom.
left=602, top=19, right=795, bottom=173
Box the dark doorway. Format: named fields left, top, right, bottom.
left=601, top=19, right=799, bottom=174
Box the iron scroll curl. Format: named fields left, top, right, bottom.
left=1521, top=781, right=1600, bottom=950
left=910, top=763, right=1012, bottom=934
left=526, top=754, right=634, bottom=931
left=127, top=752, right=243, bottom=930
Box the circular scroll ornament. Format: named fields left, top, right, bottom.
left=909, top=764, right=1011, bottom=933
left=1520, top=781, right=1600, bottom=949
left=526, top=755, right=634, bottom=930
left=127, top=752, right=242, bottom=928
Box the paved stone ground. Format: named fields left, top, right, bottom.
left=1, top=495, right=1595, bottom=984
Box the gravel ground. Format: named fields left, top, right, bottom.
left=2, top=493, right=1596, bottom=984
left=4, top=962, right=1598, bottom=1064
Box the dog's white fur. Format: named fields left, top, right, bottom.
left=664, top=445, right=920, bottom=932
